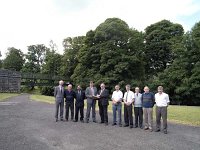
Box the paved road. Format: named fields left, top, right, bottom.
left=0, top=94, right=199, bottom=150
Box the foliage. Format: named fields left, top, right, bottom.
left=3, top=47, right=24, bottom=71
left=144, top=20, right=184, bottom=77
left=39, top=86, right=54, bottom=96
left=22, top=44, right=48, bottom=73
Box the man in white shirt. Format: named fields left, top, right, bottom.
left=123, top=84, right=135, bottom=128
left=112, top=85, right=123, bottom=127
left=155, top=86, right=170, bottom=134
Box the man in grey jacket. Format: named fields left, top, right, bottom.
left=85, top=81, right=97, bottom=123
left=54, top=80, right=64, bottom=122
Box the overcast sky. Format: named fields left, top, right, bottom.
left=0, top=0, right=200, bottom=58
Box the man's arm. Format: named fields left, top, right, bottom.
left=85, top=87, right=92, bottom=98
left=54, top=87, right=57, bottom=97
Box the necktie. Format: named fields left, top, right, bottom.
left=137, top=93, right=138, bottom=97
left=126, top=92, right=129, bottom=102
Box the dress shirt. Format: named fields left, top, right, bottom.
left=112, top=90, right=123, bottom=102
left=123, top=90, right=135, bottom=103
left=155, top=92, right=170, bottom=107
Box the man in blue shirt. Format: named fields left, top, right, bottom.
left=142, top=86, right=155, bottom=131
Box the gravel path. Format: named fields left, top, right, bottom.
left=0, top=94, right=199, bottom=150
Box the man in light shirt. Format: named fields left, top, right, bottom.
left=155, top=86, right=170, bottom=134
left=123, top=84, right=135, bottom=128
left=134, top=87, right=143, bottom=129
left=112, top=85, right=123, bottom=127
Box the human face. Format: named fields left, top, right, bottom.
left=144, top=87, right=149, bottom=93
left=77, top=85, right=81, bottom=90
left=135, top=87, right=139, bottom=93
left=68, top=84, right=72, bottom=90
left=115, top=85, right=120, bottom=91
left=90, top=82, right=94, bottom=87
left=59, top=80, right=63, bottom=86
left=100, top=84, right=105, bottom=90
left=158, top=87, right=163, bottom=94
left=126, top=86, right=130, bottom=91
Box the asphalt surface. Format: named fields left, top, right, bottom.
left=0, top=94, right=199, bottom=150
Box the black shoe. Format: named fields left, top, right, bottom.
left=112, top=123, right=117, bottom=126
left=73, top=120, right=78, bottom=122
left=155, top=129, right=160, bottom=132
left=123, top=124, right=129, bottom=127
left=164, top=130, right=168, bottom=134
left=99, top=121, right=104, bottom=124
left=60, top=118, right=64, bottom=121
left=93, top=120, right=96, bottom=123
left=134, top=125, right=138, bottom=128
left=56, top=119, right=58, bottom=122
left=119, top=124, right=122, bottom=127
left=130, top=125, right=133, bottom=128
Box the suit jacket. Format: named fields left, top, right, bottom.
left=75, top=90, right=85, bottom=107
left=54, top=86, right=64, bottom=103
left=85, top=86, right=97, bottom=104
left=98, top=89, right=109, bottom=106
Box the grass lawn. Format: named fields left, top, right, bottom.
left=0, top=93, right=20, bottom=101
left=30, top=94, right=200, bottom=126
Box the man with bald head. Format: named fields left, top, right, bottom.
left=64, top=84, right=76, bottom=121
left=54, top=80, right=64, bottom=122
left=142, top=86, right=155, bottom=131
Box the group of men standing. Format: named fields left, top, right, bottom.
left=54, top=80, right=170, bottom=134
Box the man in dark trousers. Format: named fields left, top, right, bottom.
left=74, top=85, right=85, bottom=122
left=85, top=81, right=98, bottom=123
left=97, top=83, right=109, bottom=126
left=123, top=84, right=135, bottom=128
left=54, top=80, right=64, bottom=122
left=64, top=84, right=76, bottom=121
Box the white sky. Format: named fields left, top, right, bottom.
left=0, top=0, right=200, bottom=58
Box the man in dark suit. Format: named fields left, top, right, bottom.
left=54, top=80, right=64, bottom=122
left=97, top=83, right=109, bottom=125
left=85, top=81, right=98, bottom=123
left=74, top=85, right=85, bottom=122
left=64, top=84, right=76, bottom=121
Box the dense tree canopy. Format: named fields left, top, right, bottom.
left=71, top=18, right=145, bottom=90
left=3, top=47, right=24, bottom=71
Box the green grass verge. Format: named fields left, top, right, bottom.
left=30, top=94, right=200, bottom=126
left=0, top=93, right=20, bottom=101
left=30, top=95, right=55, bottom=104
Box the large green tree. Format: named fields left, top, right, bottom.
left=22, top=44, right=48, bottom=73
left=3, top=47, right=24, bottom=71
left=72, top=18, right=145, bottom=89
left=41, top=42, right=62, bottom=76
left=144, top=20, right=184, bottom=77
left=152, top=21, right=200, bottom=105
left=61, top=36, right=85, bottom=80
